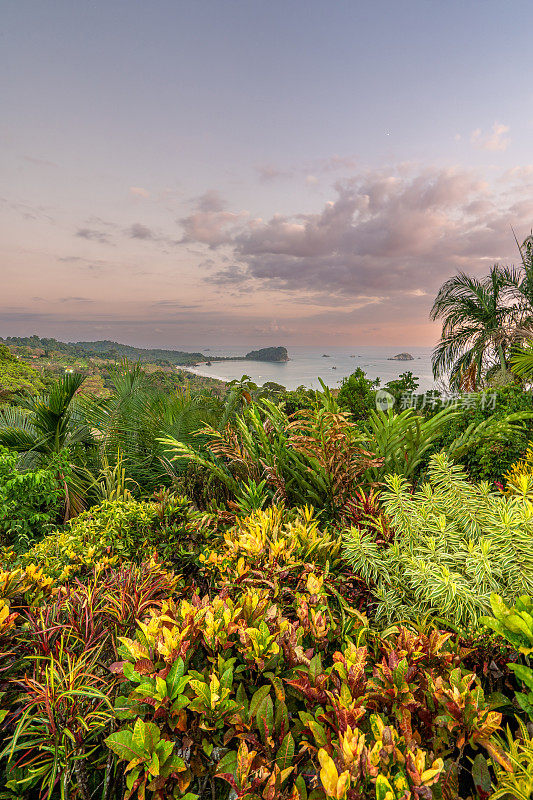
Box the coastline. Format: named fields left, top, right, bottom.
left=179, top=346, right=436, bottom=392
left=179, top=365, right=231, bottom=383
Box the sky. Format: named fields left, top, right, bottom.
left=2, top=0, right=533, bottom=349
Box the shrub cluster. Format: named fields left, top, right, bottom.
left=1, top=368, right=533, bottom=799
left=0, top=498, right=529, bottom=800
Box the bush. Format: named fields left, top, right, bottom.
left=343, top=453, right=533, bottom=628
left=20, top=493, right=211, bottom=581
left=337, top=368, right=380, bottom=420
left=0, top=494, right=521, bottom=800
left=163, top=398, right=381, bottom=520
left=428, top=385, right=533, bottom=481
left=0, top=447, right=65, bottom=550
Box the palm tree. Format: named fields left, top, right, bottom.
left=0, top=373, right=95, bottom=517
left=430, top=265, right=517, bottom=390
left=510, top=342, right=533, bottom=381
left=505, top=232, right=533, bottom=328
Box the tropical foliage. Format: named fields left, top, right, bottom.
left=343, top=453, right=533, bottom=627
left=161, top=397, right=381, bottom=520
left=0, top=372, right=95, bottom=516
left=0, top=508, right=517, bottom=800
left=1, top=333, right=533, bottom=798
left=0, top=342, right=44, bottom=402
left=0, top=446, right=66, bottom=550
left=431, top=234, right=533, bottom=389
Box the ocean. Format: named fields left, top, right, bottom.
left=183, top=345, right=436, bottom=392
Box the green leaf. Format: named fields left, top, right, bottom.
left=170, top=695, right=190, bottom=715
left=165, top=658, right=186, bottom=699
left=393, top=658, right=409, bottom=689
left=308, top=719, right=328, bottom=747
left=112, top=696, right=138, bottom=720
left=148, top=752, right=160, bottom=776
left=294, top=774, right=308, bottom=800
left=105, top=729, right=145, bottom=762
left=309, top=653, right=322, bottom=685
left=376, top=774, right=394, bottom=800
left=274, top=698, right=289, bottom=735
left=236, top=683, right=248, bottom=715
left=220, top=666, right=233, bottom=692
left=132, top=718, right=160, bottom=754
left=190, top=679, right=211, bottom=706
left=216, top=750, right=237, bottom=775
left=472, top=753, right=491, bottom=795
left=276, top=733, right=295, bottom=771
left=256, top=695, right=274, bottom=740
left=248, top=684, right=271, bottom=721
left=509, top=664, right=533, bottom=692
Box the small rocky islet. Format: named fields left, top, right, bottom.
left=388, top=352, right=414, bottom=361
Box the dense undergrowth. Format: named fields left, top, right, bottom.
left=1, top=367, right=533, bottom=798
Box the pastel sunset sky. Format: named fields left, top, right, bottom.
left=2, top=0, right=533, bottom=348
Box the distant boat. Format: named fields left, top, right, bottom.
left=322, top=354, right=330, bottom=357
left=206, top=361, right=212, bottom=366
left=332, top=366, right=337, bottom=369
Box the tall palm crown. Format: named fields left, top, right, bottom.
left=430, top=265, right=517, bottom=390
left=510, top=233, right=533, bottom=324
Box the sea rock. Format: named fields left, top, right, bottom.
left=388, top=352, right=414, bottom=361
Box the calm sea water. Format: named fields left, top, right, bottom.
left=183, top=345, right=436, bottom=392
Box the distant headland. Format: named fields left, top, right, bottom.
left=194, top=346, right=289, bottom=366
left=244, top=346, right=288, bottom=362
left=0, top=337, right=289, bottom=366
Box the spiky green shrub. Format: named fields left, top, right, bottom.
left=343, top=453, right=533, bottom=628
left=489, top=719, right=533, bottom=800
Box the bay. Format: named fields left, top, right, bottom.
left=182, top=345, right=436, bottom=392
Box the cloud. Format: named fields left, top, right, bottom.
left=181, top=165, right=533, bottom=308
left=127, top=223, right=155, bottom=240
left=179, top=191, right=248, bottom=248
left=210, top=265, right=250, bottom=286
left=317, top=155, right=358, bottom=172
left=130, top=186, right=150, bottom=198
left=256, top=164, right=294, bottom=182
left=22, top=155, right=58, bottom=168
left=75, top=228, right=112, bottom=244
left=1, top=197, right=54, bottom=223
left=255, top=155, right=358, bottom=184
left=152, top=300, right=200, bottom=308
left=59, top=296, right=95, bottom=303
left=471, top=122, right=511, bottom=152
left=57, top=256, right=110, bottom=272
